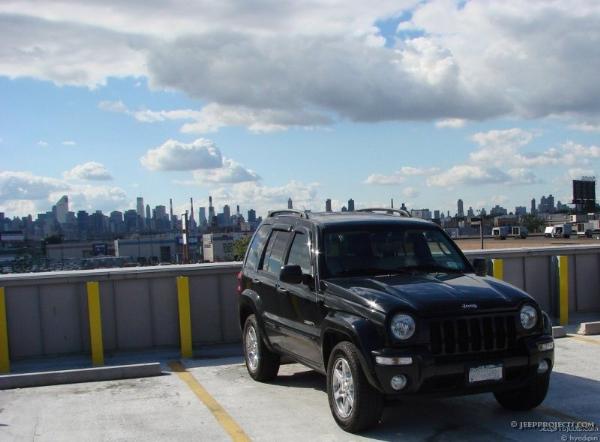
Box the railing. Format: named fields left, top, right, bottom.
left=0, top=245, right=599, bottom=373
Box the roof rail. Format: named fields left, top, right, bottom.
left=267, top=209, right=309, bottom=219
left=356, top=208, right=411, bottom=217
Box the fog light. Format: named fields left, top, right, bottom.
left=538, top=342, right=554, bottom=352
left=390, top=375, right=407, bottom=391
left=375, top=356, right=413, bottom=366
left=537, top=359, right=549, bottom=374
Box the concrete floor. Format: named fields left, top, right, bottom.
left=1, top=336, right=599, bottom=441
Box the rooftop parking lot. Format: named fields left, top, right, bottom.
left=1, top=334, right=599, bottom=441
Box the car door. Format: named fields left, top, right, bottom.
left=256, top=228, right=292, bottom=350
left=276, top=227, right=322, bottom=365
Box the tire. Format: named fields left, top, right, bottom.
left=494, top=373, right=550, bottom=411
left=243, top=314, right=280, bottom=382
left=326, top=342, right=383, bottom=433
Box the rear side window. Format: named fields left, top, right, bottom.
left=244, top=225, right=270, bottom=271
left=286, top=233, right=312, bottom=276
left=262, top=231, right=291, bottom=275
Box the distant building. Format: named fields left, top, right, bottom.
left=202, top=232, right=250, bottom=262
left=348, top=199, right=355, bottom=212
left=531, top=198, right=536, bottom=214
left=247, top=209, right=257, bottom=224
left=288, top=198, right=293, bottom=209
left=145, top=204, right=151, bottom=223
left=467, top=207, right=474, bottom=218
left=136, top=197, right=144, bottom=218
left=208, top=196, right=215, bottom=226
left=433, top=210, right=440, bottom=220
left=54, top=195, right=69, bottom=224
left=115, top=234, right=180, bottom=264
left=538, top=195, right=555, bottom=214
left=457, top=199, right=464, bottom=218
left=199, top=207, right=207, bottom=226
left=515, top=206, right=527, bottom=216
left=411, top=209, right=432, bottom=220
left=490, top=205, right=508, bottom=217
left=325, top=199, right=332, bottom=212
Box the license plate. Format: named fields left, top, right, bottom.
left=468, top=364, right=503, bottom=383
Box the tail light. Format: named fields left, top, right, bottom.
left=236, top=271, right=243, bottom=295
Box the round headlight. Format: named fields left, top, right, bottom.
left=520, top=305, right=538, bottom=330
left=390, top=314, right=415, bottom=340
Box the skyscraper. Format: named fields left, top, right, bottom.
left=325, top=199, right=332, bottom=212
left=223, top=204, right=231, bottom=225
left=145, top=204, right=151, bottom=220
left=169, top=198, right=174, bottom=226
left=531, top=198, right=536, bottom=214
left=348, top=199, right=355, bottom=211
left=199, top=207, right=207, bottom=226
left=54, top=195, right=68, bottom=224
left=248, top=209, right=257, bottom=224
left=208, top=196, right=215, bottom=225
left=457, top=199, right=464, bottom=218
left=288, top=198, right=293, bottom=209
left=136, top=197, right=144, bottom=218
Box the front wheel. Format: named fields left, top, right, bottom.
left=494, top=374, right=550, bottom=410
left=243, top=314, right=280, bottom=382
left=327, top=342, right=383, bottom=433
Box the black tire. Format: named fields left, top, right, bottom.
left=494, top=373, right=550, bottom=411
left=326, top=341, right=383, bottom=433
left=243, top=314, right=280, bottom=382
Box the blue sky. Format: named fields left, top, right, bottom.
left=1, top=1, right=599, bottom=218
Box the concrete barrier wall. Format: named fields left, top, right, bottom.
left=1, top=245, right=599, bottom=362
left=0, top=264, right=240, bottom=361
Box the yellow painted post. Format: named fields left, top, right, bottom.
left=492, top=258, right=504, bottom=280
left=558, top=256, right=569, bottom=326
left=176, top=276, right=193, bottom=358
left=0, top=287, right=10, bottom=373
left=86, top=281, right=104, bottom=366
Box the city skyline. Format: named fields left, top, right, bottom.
left=2, top=2, right=600, bottom=218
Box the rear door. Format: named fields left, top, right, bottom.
left=277, top=228, right=323, bottom=365
left=256, top=228, right=292, bottom=349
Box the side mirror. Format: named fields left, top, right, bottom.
left=471, top=258, right=488, bottom=277
left=280, top=264, right=303, bottom=284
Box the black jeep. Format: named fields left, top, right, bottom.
left=237, top=208, right=554, bottom=432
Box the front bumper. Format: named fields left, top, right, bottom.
left=370, top=334, right=554, bottom=396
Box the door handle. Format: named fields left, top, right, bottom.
left=276, top=285, right=288, bottom=294
left=252, top=278, right=261, bottom=284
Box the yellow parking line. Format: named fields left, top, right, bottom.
left=169, top=361, right=251, bottom=442
left=566, top=334, right=600, bottom=345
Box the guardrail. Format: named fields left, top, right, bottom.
left=0, top=245, right=599, bottom=373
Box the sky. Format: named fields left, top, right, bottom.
left=1, top=0, right=600, bottom=219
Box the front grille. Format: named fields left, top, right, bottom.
left=429, top=314, right=517, bottom=356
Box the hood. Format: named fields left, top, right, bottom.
left=325, top=272, right=532, bottom=316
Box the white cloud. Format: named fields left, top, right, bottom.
left=426, top=165, right=508, bottom=188
left=61, top=140, right=76, bottom=146
left=50, top=185, right=127, bottom=213
left=0, top=171, right=65, bottom=201
left=4, top=1, right=600, bottom=130
left=190, top=158, right=259, bottom=184
left=567, top=168, right=595, bottom=180
left=435, top=118, right=466, bottom=129
left=402, top=187, right=419, bottom=198
left=364, top=173, right=405, bottom=185
left=569, top=122, right=600, bottom=133
left=37, top=140, right=48, bottom=147
left=210, top=180, right=320, bottom=215
left=140, top=138, right=223, bottom=171
left=63, top=162, right=112, bottom=181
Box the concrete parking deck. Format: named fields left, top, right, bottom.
left=1, top=336, right=600, bottom=441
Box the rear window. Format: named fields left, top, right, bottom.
left=244, top=225, right=270, bottom=271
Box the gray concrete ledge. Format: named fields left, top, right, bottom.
left=577, top=321, right=600, bottom=335
left=0, top=362, right=162, bottom=390
left=552, top=326, right=567, bottom=338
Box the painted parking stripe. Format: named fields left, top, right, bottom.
left=169, top=361, right=251, bottom=442
left=566, top=334, right=600, bottom=345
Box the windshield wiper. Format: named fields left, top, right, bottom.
left=400, top=264, right=464, bottom=274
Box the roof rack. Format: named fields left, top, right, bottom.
left=267, top=209, right=309, bottom=219
left=356, top=208, right=411, bottom=218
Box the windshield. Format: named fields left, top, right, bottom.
left=322, top=225, right=470, bottom=278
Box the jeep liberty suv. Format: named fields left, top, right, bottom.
left=237, top=208, right=554, bottom=432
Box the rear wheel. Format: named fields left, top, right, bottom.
left=326, top=342, right=383, bottom=433
left=243, top=314, right=280, bottom=382
left=494, top=374, right=550, bottom=410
